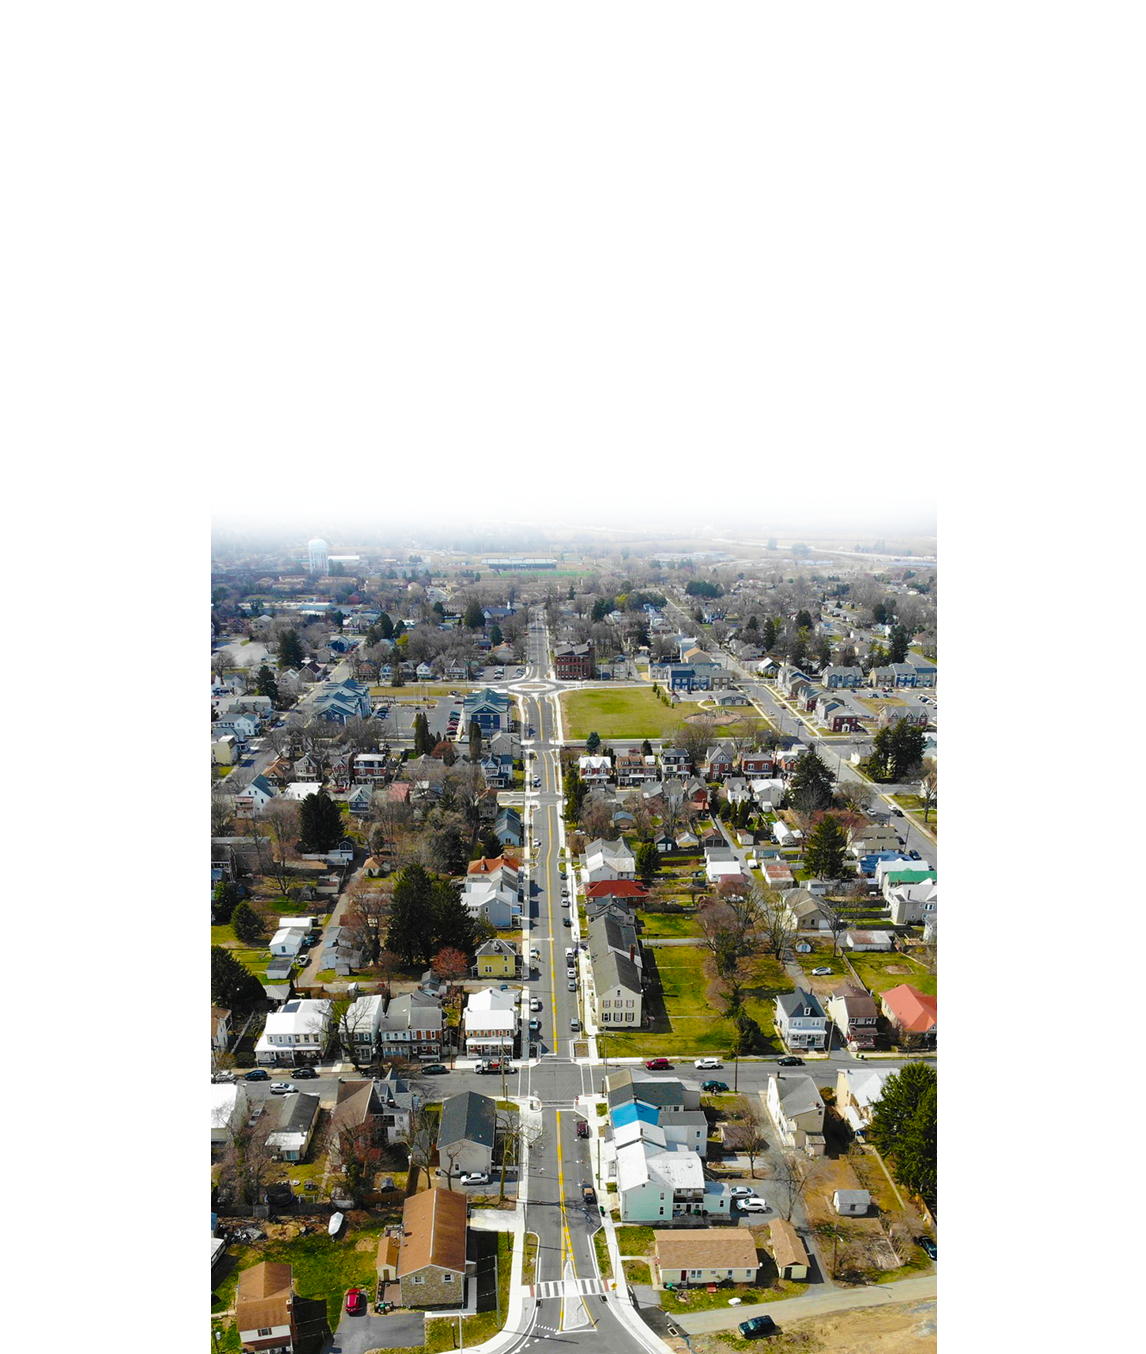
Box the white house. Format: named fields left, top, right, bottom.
left=887, top=879, right=938, bottom=927
left=834, top=1067, right=896, bottom=1136
left=255, top=998, right=332, bottom=1066
left=774, top=988, right=828, bottom=1050
left=463, top=987, right=519, bottom=1056
left=462, top=877, right=521, bottom=930
left=269, top=925, right=309, bottom=958
left=772, top=819, right=797, bottom=846
left=284, top=781, right=324, bottom=802
left=616, top=1139, right=707, bottom=1223
left=765, top=1073, right=826, bottom=1155
left=750, top=778, right=786, bottom=807
left=577, top=755, right=612, bottom=784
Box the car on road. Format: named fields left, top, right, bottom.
left=581, top=1181, right=597, bottom=1207
left=561, top=896, right=570, bottom=907
left=645, top=1058, right=673, bottom=1071
left=739, top=1197, right=769, bottom=1213
left=728, top=1186, right=756, bottom=1198
left=567, top=978, right=577, bottom=991
left=270, top=1082, right=295, bottom=1094
left=738, top=1315, right=777, bottom=1339
left=891, top=807, right=904, bottom=816
left=529, top=1019, right=541, bottom=1032
left=530, top=998, right=543, bottom=1011
left=918, top=1236, right=937, bottom=1260
left=701, top=1080, right=730, bottom=1093
left=449, top=690, right=459, bottom=695
left=212, top=1069, right=236, bottom=1083
left=811, top=966, right=833, bottom=976
left=562, top=916, right=572, bottom=926
left=533, top=777, right=541, bottom=788
left=244, top=1068, right=269, bottom=1081
left=345, top=1287, right=367, bottom=1316
left=291, top=1066, right=319, bottom=1079
left=576, top=1120, right=591, bottom=1139
left=421, top=1063, right=449, bottom=1075
left=460, top=1172, right=491, bottom=1187
left=777, top=1056, right=804, bottom=1067
left=531, top=948, right=541, bottom=961
left=694, top=1058, right=723, bottom=1069
left=909, top=850, right=921, bottom=860
left=570, top=1019, right=581, bottom=1032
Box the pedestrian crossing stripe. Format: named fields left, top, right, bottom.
left=530, top=1279, right=608, bottom=1298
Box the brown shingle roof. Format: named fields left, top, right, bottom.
left=235, top=1261, right=293, bottom=1334
left=654, top=1229, right=759, bottom=1272
left=398, top=1187, right=468, bottom=1277
left=377, top=1233, right=401, bottom=1273
left=768, top=1218, right=809, bottom=1270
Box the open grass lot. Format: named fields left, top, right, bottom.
left=793, top=948, right=850, bottom=993
left=615, top=1224, right=657, bottom=1255
left=212, top=1213, right=394, bottom=1330
left=598, top=948, right=790, bottom=1057
left=703, top=1300, right=936, bottom=1354
left=593, top=1228, right=613, bottom=1278
left=847, top=950, right=936, bottom=998
left=561, top=687, right=693, bottom=740
left=639, top=911, right=702, bottom=939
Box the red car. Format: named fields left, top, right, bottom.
left=345, top=1288, right=366, bottom=1316
left=576, top=1120, right=591, bottom=1138
left=645, top=1058, right=672, bottom=1071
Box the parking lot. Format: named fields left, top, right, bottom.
left=329, top=1307, right=424, bottom=1354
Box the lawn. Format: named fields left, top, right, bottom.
left=847, top=950, right=937, bottom=997
left=213, top=1217, right=391, bottom=1330
left=593, top=1228, right=613, bottom=1279
left=598, top=948, right=790, bottom=1058
left=891, top=795, right=937, bottom=835
left=639, top=912, right=701, bottom=940
left=614, top=1225, right=657, bottom=1256
left=561, top=687, right=695, bottom=740
left=661, top=1284, right=767, bottom=1315
left=793, top=949, right=850, bottom=990
left=623, top=1259, right=650, bottom=1285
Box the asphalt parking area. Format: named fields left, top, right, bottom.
left=329, top=1308, right=425, bottom=1354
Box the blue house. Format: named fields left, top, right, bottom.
left=464, top=687, right=511, bottom=733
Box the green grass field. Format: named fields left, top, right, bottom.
left=561, top=687, right=716, bottom=741
left=847, top=950, right=937, bottom=997
left=639, top=912, right=702, bottom=939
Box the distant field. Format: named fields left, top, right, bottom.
left=562, top=687, right=700, bottom=740
left=848, top=950, right=937, bottom=998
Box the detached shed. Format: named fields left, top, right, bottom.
left=769, top=1218, right=810, bottom=1280
left=832, top=1189, right=871, bottom=1216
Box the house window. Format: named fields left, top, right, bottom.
left=442, top=1272, right=454, bottom=1282
left=258, top=1329, right=273, bottom=1337
left=411, top=1274, right=424, bottom=1284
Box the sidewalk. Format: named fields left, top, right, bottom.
left=676, top=1273, right=937, bottom=1333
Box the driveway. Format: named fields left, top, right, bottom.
left=328, top=1309, right=424, bottom=1354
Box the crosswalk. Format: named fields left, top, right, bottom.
left=530, top=1278, right=608, bottom=1299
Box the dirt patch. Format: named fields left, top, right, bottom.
left=684, top=712, right=741, bottom=725
left=885, top=965, right=911, bottom=974
left=697, top=1300, right=937, bottom=1354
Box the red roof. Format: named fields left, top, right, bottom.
left=586, top=880, right=649, bottom=899
left=881, top=984, right=937, bottom=1033
left=387, top=783, right=410, bottom=801
left=467, top=856, right=520, bottom=876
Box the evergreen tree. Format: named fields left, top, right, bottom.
left=795, top=609, right=814, bottom=631
left=378, top=612, right=394, bottom=640
left=432, top=601, right=445, bottom=618
left=641, top=739, right=653, bottom=757
left=489, top=623, right=503, bottom=646
left=464, top=600, right=485, bottom=630
left=255, top=664, right=279, bottom=703
left=390, top=661, right=405, bottom=687
left=746, top=615, right=758, bottom=632
left=791, top=630, right=811, bottom=669
left=889, top=624, right=910, bottom=664
left=895, top=1080, right=938, bottom=1207
left=299, top=789, right=343, bottom=852
left=563, top=766, right=587, bottom=820
left=803, top=815, right=848, bottom=879
left=479, top=829, right=501, bottom=858
left=869, top=1062, right=937, bottom=1157
left=636, top=841, right=660, bottom=886
left=868, top=719, right=927, bottom=782
left=231, top=900, right=263, bottom=942
left=761, top=617, right=778, bottom=650
left=212, top=881, right=241, bottom=924
left=211, top=945, right=264, bottom=1010
left=277, top=628, right=305, bottom=669
left=431, top=879, right=478, bottom=955
left=585, top=731, right=601, bottom=754
left=387, top=864, right=437, bottom=966
left=788, top=745, right=834, bottom=812
left=468, top=719, right=483, bottom=760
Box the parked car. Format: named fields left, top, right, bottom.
left=212, top=1070, right=236, bottom=1083
left=562, top=917, right=572, bottom=926
left=777, top=1056, right=804, bottom=1067
left=701, top=1079, right=730, bottom=1093
left=909, top=850, right=922, bottom=860
left=694, top=1058, right=723, bottom=1069
left=581, top=1181, right=597, bottom=1207
left=918, top=1236, right=938, bottom=1260
left=530, top=998, right=543, bottom=1011
left=570, top=1019, right=581, bottom=1032
left=811, top=966, right=833, bottom=976
left=567, top=978, right=577, bottom=991
left=270, top=1082, right=295, bottom=1095
left=421, top=1063, right=449, bottom=1075
left=645, top=1058, right=672, bottom=1071
left=576, top=1120, right=591, bottom=1139
left=244, top=1068, right=270, bottom=1081
left=891, top=807, right=904, bottom=816
left=740, top=1197, right=769, bottom=1213
left=729, top=1186, right=756, bottom=1198
left=529, top=1019, right=541, bottom=1032
left=460, top=1172, right=491, bottom=1187
left=738, top=1315, right=777, bottom=1339
left=291, top=1066, right=319, bottom=1079
left=345, top=1287, right=367, bottom=1316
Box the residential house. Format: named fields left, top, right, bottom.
left=585, top=879, right=649, bottom=906
left=606, top=1071, right=702, bottom=1117
left=771, top=819, right=797, bottom=847
left=492, top=806, right=523, bottom=849
left=266, top=1092, right=321, bottom=1162
left=397, top=1187, right=469, bottom=1308
left=825, top=984, right=880, bottom=1050
left=255, top=999, right=331, bottom=1066
left=881, top=984, right=937, bottom=1046
left=768, top=1219, right=810, bottom=1281
left=349, top=751, right=388, bottom=782
left=714, top=691, right=749, bottom=706
left=555, top=643, right=595, bottom=680
left=331, top=1075, right=418, bottom=1157
left=233, top=773, right=275, bottom=816
left=472, top=938, right=519, bottom=980
left=584, top=837, right=637, bottom=883
left=488, top=730, right=520, bottom=763
left=235, top=1261, right=298, bottom=1354
left=912, top=662, right=937, bottom=686
left=345, top=784, right=374, bottom=816
left=761, top=860, right=795, bottom=890
left=880, top=866, right=937, bottom=903
left=835, top=1067, right=895, bottom=1136
left=821, top=665, right=865, bottom=689
left=283, top=781, right=323, bottom=803
left=616, top=749, right=659, bottom=786
left=703, top=744, right=736, bottom=779
left=577, top=754, right=613, bottom=784
left=212, top=1007, right=232, bottom=1054
left=342, top=993, right=384, bottom=1063
left=652, top=1230, right=760, bottom=1287
left=377, top=992, right=444, bottom=1061
left=774, top=988, right=828, bottom=1050
left=781, top=889, right=836, bottom=932
left=437, top=1090, right=497, bottom=1176
left=610, top=1099, right=708, bottom=1158
left=589, top=917, right=644, bottom=1029
left=844, top=930, right=896, bottom=952
left=463, top=988, right=518, bottom=1057
left=750, top=777, right=786, bottom=808
left=615, top=1139, right=707, bottom=1222
left=887, top=878, right=938, bottom=926
left=765, top=1073, right=827, bottom=1155
left=214, top=734, right=238, bottom=765
left=478, top=754, right=514, bottom=788
left=849, top=825, right=905, bottom=856
left=740, top=752, right=775, bottom=777
left=269, top=924, right=308, bottom=959
left=214, top=712, right=259, bottom=743
left=210, top=1082, right=250, bottom=1145
left=659, top=748, right=691, bottom=775
left=319, top=925, right=363, bottom=976
left=462, top=870, right=521, bottom=931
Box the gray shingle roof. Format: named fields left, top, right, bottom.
left=437, top=1090, right=496, bottom=1150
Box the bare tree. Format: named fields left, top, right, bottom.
left=216, top=1110, right=277, bottom=1208
left=399, top=1100, right=436, bottom=1177
left=263, top=800, right=301, bottom=898
left=495, top=1106, right=543, bottom=1204
left=211, top=792, right=235, bottom=837
left=918, top=760, right=937, bottom=823
left=326, top=1097, right=386, bottom=1203
left=726, top=1097, right=768, bottom=1178
left=770, top=1151, right=820, bottom=1221
left=821, top=900, right=850, bottom=958
left=758, top=887, right=797, bottom=960
left=342, top=881, right=392, bottom=968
